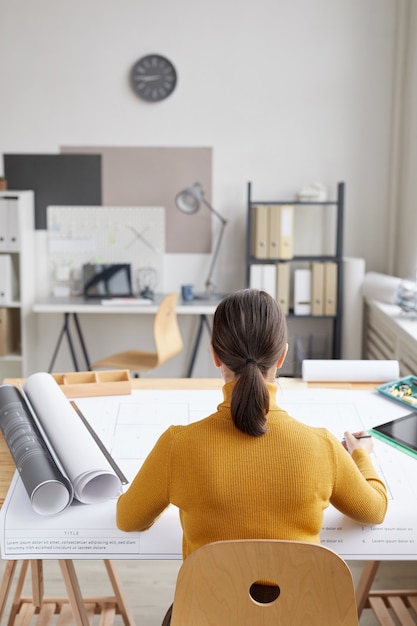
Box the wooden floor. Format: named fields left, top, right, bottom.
left=0, top=557, right=416, bottom=625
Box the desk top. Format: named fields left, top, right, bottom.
left=33, top=295, right=221, bottom=315
left=0, top=377, right=377, bottom=506
left=1, top=379, right=416, bottom=561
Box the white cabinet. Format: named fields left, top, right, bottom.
left=364, top=299, right=417, bottom=376
left=0, top=191, right=36, bottom=379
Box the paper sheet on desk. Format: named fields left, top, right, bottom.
left=1, top=388, right=417, bottom=560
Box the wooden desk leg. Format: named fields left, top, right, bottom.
left=104, top=560, right=136, bottom=626
left=58, top=560, right=91, bottom=626
left=355, top=560, right=381, bottom=617
left=0, top=561, right=18, bottom=624
left=30, top=560, right=44, bottom=607
left=6, top=560, right=30, bottom=626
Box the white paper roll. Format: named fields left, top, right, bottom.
left=302, top=359, right=399, bottom=382
left=361, top=272, right=402, bottom=304
left=342, top=257, right=366, bottom=359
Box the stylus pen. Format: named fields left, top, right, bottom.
left=342, top=435, right=372, bottom=440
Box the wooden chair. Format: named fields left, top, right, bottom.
left=91, top=292, right=183, bottom=375
left=170, top=539, right=359, bottom=625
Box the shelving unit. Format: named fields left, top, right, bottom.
left=0, top=191, right=36, bottom=379
left=246, top=182, right=344, bottom=375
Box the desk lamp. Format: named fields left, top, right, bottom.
left=175, top=183, right=227, bottom=297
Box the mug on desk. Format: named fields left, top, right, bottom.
left=181, top=284, right=195, bottom=302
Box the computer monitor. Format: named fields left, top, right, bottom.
left=83, top=263, right=133, bottom=299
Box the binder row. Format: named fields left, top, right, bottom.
left=249, top=261, right=338, bottom=317
left=251, top=204, right=294, bottom=259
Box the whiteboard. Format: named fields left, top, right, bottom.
left=47, top=206, right=165, bottom=293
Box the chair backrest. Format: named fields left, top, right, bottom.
left=170, top=539, right=359, bottom=626
left=153, top=292, right=183, bottom=366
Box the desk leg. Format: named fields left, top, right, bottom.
left=48, top=313, right=80, bottom=372
left=48, top=313, right=92, bottom=373
left=355, top=560, right=380, bottom=617
left=58, top=560, right=92, bottom=626
left=30, top=560, right=44, bottom=607
left=187, top=314, right=212, bottom=378
left=0, top=560, right=18, bottom=624
left=73, top=313, right=92, bottom=370
left=104, top=560, right=136, bottom=626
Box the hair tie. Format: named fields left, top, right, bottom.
left=245, top=357, right=257, bottom=364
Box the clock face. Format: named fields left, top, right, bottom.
left=130, top=54, right=177, bottom=102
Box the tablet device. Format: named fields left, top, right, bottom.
left=371, top=411, right=417, bottom=459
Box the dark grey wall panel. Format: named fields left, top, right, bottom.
left=4, top=154, right=102, bottom=229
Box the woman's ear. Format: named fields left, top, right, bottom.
left=276, top=343, right=288, bottom=370
left=210, top=342, right=222, bottom=368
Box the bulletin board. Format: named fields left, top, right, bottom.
left=60, top=146, right=212, bottom=253
left=47, top=206, right=165, bottom=292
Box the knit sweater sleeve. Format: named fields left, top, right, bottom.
left=116, top=427, right=174, bottom=532
left=330, top=441, right=388, bottom=525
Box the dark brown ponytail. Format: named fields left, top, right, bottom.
left=212, top=289, right=287, bottom=436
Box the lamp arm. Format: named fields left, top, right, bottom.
left=204, top=218, right=227, bottom=294
left=201, top=198, right=228, bottom=226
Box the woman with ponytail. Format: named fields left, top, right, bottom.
left=117, top=289, right=387, bottom=625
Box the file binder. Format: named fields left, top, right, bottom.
left=276, top=263, right=290, bottom=314
left=249, top=264, right=277, bottom=298
left=324, top=262, right=338, bottom=315
left=268, top=205, right=280, bottom=258
left=0, top=254, right=18, bottom=304
left=251, top=205, right=268, bottom=258
left=0, top=308, right=20, bottom=356
left=0, top=197, right=20, bottom=252
left=277, top=205, right=294, bottom=259
left=311, top=262, right=324, bottom=315
left=293, top=268, right=312, bottom=315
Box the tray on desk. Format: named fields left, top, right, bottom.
left=376, top=375, right=417, bottom=409
left=51, top=370, right=131, bottom=397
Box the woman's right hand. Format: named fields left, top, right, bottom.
left=343, top=431, right=374, bottom=455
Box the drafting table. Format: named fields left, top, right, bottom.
left=1, top=377, right=417, bottom=624
left=33, top=295, right=219, bottom=377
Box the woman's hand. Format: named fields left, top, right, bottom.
left=342, top=431, right=374, bottom=455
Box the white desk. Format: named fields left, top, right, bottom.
left=34, top=295, right=220, bottom=376
left=1, top=378, right=416, bottom=623
left=2, top=384, right=416, bottom=562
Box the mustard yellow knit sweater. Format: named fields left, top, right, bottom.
left=116, top=382, right=388, bottom=559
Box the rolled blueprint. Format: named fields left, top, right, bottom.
left=0, top=372, right=122, bottom=515
left=361, top=272, right=402, bottom=304
left=302, top=359, right=400, bottom=382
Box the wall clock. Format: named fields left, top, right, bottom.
left=130, top=54, right=177, bottom=102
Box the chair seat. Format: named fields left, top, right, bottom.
left=91, top=292, right=183, bottom=375
left=92, top=350, right=159, bottom=371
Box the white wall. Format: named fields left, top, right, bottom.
left=1, top=0, right=414, bottom=376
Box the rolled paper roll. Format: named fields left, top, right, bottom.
left=302, top=359, right=400, bottom=382
left=361, top=272, right=402, bottom=304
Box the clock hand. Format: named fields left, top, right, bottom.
left=137, top=75, right=161, bottom=82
